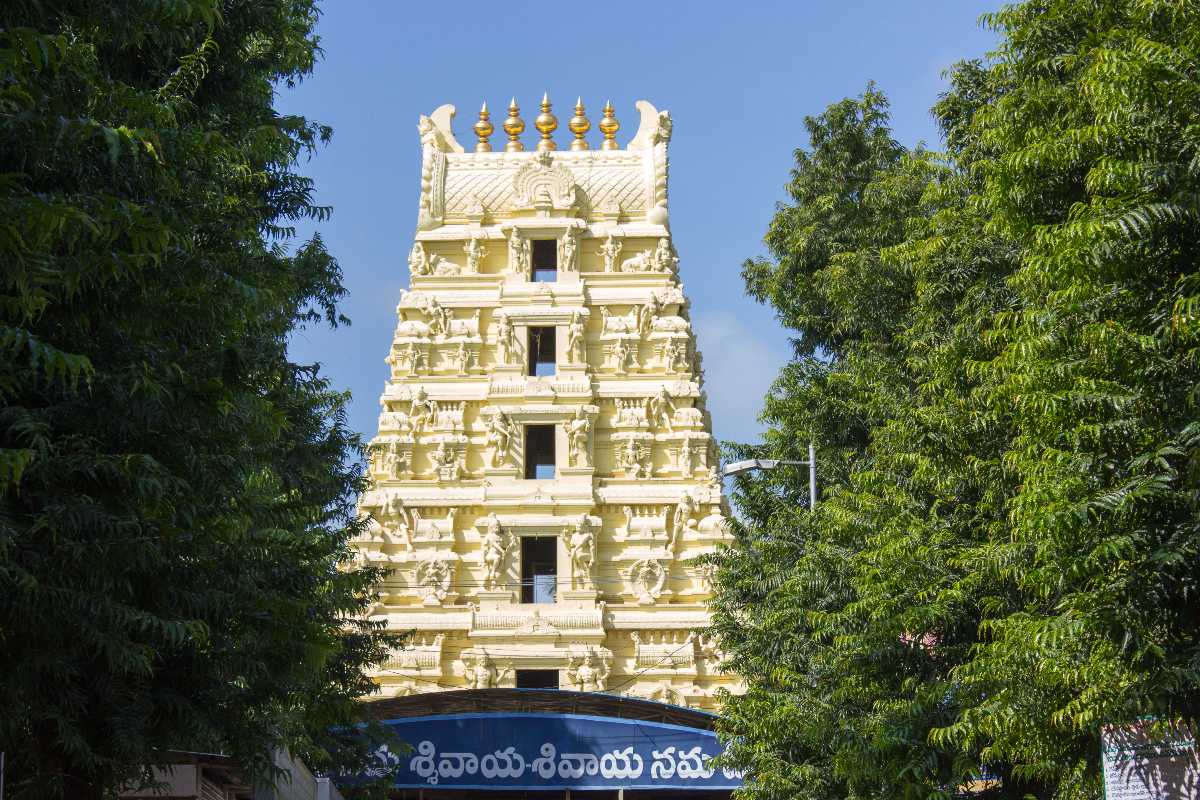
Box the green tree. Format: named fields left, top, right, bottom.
left=939, top=1, right=1200, bottom=793
left=0, top=2, right=396, bottom=797
left=711, top=2, right=1200, bottom=798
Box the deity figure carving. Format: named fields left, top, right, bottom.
left=637, top=294, right=660, bottom=338
left=399, top=342, right=429, bottom=375
left=620, top=437, right=652, bottom=479
left=485, top=410, right=515, bottom=467
left=463, top=651, right=509, bottom=689
left=429, top=440, right=463, bottom=482
left=506, top=229, right=531, bottom=276
left=653, top=237, right=679, bottom=273
left=566, top=313, right=586, bottom=364
left=609, top=339, right=637, bottom=375
left=479, top=513, right=513, bottom=590
left=678, top=437, right=695, bottom=476
left=597, top=234, right=623, bottom=273
left=463, top=236, right=487, bottom=273
left=566, top=650, right=610, bottom=692
left=662, top=338, right=689, bottom=373
left=671, top=490, right=698, bottom=551
left=563, top=515, right=597, bottom=590
left=408, top=387, right=438, bottom=432
left=695, top=632, right=724, bottom=666
left=644, top=386, right=676, bottom=431
left=706, top=466, right=723, bottom=490
left=452, top=341, right=469, bottom=374
left=408, top=242, right=429, bottom=276
left=566, top=408, right=592, bottom=468
left=496, top=313, right=518, bottom=365
left=423, top=296, right=451, bottom=338
left=416, top=559, right=454, bottom=606
left=384, top=491, right=413, bottom=551
left=559, top=228, right=579, bottom=272
left=626, top=559, right=667, bottom=605
left=383, top=441, right=409, bottom=480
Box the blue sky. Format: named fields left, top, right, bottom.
left=279, top=0, right=998, bottom=449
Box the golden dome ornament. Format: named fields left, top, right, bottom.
left=535, top=92, right=558, bottom=152
left=503, top=97, right=525, bottom=152
left=473, top=102, right=494, bottom=152
left=568, top=97, right=591, bottom=151
left=599, top=100, right=619, bottom=150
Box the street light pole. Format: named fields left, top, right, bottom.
left=721, top=442, right=818, bottom=510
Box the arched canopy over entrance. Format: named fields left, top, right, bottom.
left=360, top=690, right=740, bottom=797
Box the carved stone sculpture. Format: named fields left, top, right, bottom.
left=506, top=229, right=531, bottom=276
left=566, top=313, right=586, bottom=364
left=597, top=234, right=623, bottom=273
left=637, top=295, right=659, bottom=338
left=619, top=249, right=654, bottom=273
left=619, top=437, right=652, bottom=479
left=408, top=242, right=429, bottom=276
left=424, top=296, right=451, bottom=338
left=565, top=407, right=592, bottom=468
left=451, top=341, right=470, bottom=374
left=653, top=237, right=679, bottom=273
left=559, top=228, right=579, bottom=272
left=479, top=513, right=513, bottom=590
left=600, top=305, right=639, bottom=334
left=383, top=491, right=413, bottom=551
left=496, top=313, right=518, bottom=365
left=566, top=649, right=610, bottom=691
left=463, top=651, right=509, bottom=689
left=486, top=410, right=515, bottom=467
left=644, top=386, right=676, bottom=431
left=677, top=437, right=695, bottom=475
left=463, top=236, right=487, bottom=273
left=409, top=387, right=438, bottom=432
left=661, top=338, right=689, bottom=373
left=429, top=440, right=463, bottom=482
left=627, top=559, right=667, bottom=605
left=430, top=254, right=460, bottom=276
left=608, top=339, right=637, bottom=375
left=416, top=559, right=455, bottom=606
left=564, top=515, right=596, bottom=590
left=671, top=490, right=698, bottom=551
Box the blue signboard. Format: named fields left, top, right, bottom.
left=366, top=712, right=743, bottom=791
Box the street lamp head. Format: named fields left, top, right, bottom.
left=721, top=459, right=780, bottom=477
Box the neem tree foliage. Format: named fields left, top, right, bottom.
left=0, top=2, right=395, bottom=798
left=710, top=2, right=1200, bottom=798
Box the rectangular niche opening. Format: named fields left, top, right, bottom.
left=524, top=424, right=556, bottom=479
left=520, top=536, right=557, bottom=604
left=527, top=326, right=556, bottom=377
left=532, top=239, right=557, bottom=282
left=515, top=669, right=560, bottom=689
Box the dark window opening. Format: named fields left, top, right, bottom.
left=524, top=424, right=556, bottom=480
left=527, top=326, right=556, bottom=376
left=532, top=239, right=557, bottom=282
left=516, top=669, right=560, bottom=689
left=520, top=536, right=557, bottom=604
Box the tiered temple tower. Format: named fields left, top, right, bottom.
left=355, top=96, right=735, bottom=711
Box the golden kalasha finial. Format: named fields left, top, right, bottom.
left=503, top=97, right=525, bottom=152
left=473, top=102, right=494, bottom=152
left=534, top=91, right=558, bottom=152
left=568, top=97, right=591, bottom=151
left=599, top=100, right=619, bottom=150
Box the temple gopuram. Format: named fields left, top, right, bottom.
left=351, top=95, right=741, bottom=798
